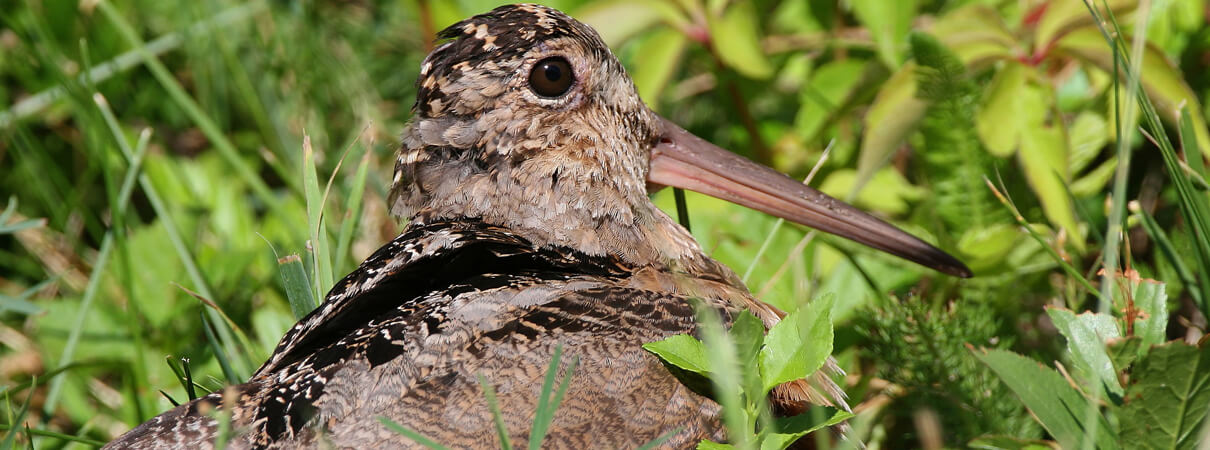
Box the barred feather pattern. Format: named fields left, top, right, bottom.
left=108, top=220, right=847, bottom=449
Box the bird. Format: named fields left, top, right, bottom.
left=106, top=4, right=970, bottom=449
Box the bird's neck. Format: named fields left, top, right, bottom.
left=395, top=155, right=710, bottom=272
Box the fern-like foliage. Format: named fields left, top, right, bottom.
left=855, top=297, right=1039, bottom=445
left=910, top=32, right=1007, bottom=237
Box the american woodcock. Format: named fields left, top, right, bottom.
left=107, top=4, right=971, bottom=449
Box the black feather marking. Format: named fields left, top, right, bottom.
left=249, top=219, right=634, bottom=443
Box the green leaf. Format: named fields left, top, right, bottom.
left=1070, top=156, right=1119, bottom=198
left=1035, top=0, right=1137, bottom=51
left=1068, top=112, right=1110, bottom=173
left=759, top=294, right=835, bottom=393
left=1017, top=104, right=1083, bottom=251
left=818, top=168, right=924, bottom=215
left=927, top=4, right=1015, bottom=67
left=708, top=2, right=774, bottom=79
left=697, top=441, right=736, bottom=450
left=1118, top=341, right=1210, bottom=449
left=795, top=60, right=867, bottom=140
left=1057, top=27, right=1210, bottom=158
left=956, top=223, right=1020, bottom=271
left=643, top=334, right=710, bottom=375
left=1106, top=336, right=1142, bottom=373
left=731, top=310, right=766, bottom=400
left=631, top=28, right=688, bottom=105
left=857, top=63, right=927, bottom=179
left=575, top=0, right=673, bottom=46
left=849, top=0, right=916, bottom=67
left=973, top=348, right=1118, bottom=450
left=1129, top=280, right=1168, bottom=349
left=731, top=311, right=765, bottom=366
left=761, top=408, right=854, bottom=450
left=975, top=61, right=1028, bottom=157
left=1044, top=308, right=1123, bottom=399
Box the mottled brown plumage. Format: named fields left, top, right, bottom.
left=107, top=4, right=969, bottom=449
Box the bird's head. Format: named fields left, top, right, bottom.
left=391, top=3, right=971, bottom=278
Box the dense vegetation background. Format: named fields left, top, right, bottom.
left=2, top=0, right=1209, bottom=448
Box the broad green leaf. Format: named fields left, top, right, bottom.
left=576, top=0, right=677, bottom=45
left=849, top=0, right=916, bottom=67
left=795, top=60, right=867, bottom=140
left=857, top=63, right=927, bottom=179
left=1118, top=341, right=1210, bottom=449
left=818, top=168, right=924, bottom=215
left=1018, top=103, right=1083, bottom=251
left=1057, top=27, right=1210, bottom=157
left=278, top=253, right=317, bottom=319
left=731, top=310, right=765, bottom=366
left=1106, top=336, right=1142, bottom=373
left=759, top=294, right=835, bottom=393
left=1068, top=112, right=1109, bottom=173
left=762, top=408, right=854, bottom=450
left=956, top=223, right=1020, bottom=271
left=1034, top=0, right=1137, bottom=50
left=976, top=61, right=1028, bottom=157
left=1129, top=280, right=1168, bottom=349
left=643, top=334, right=710, bottom=375
left=1045, top=308, right=1123, bottom=398
left=1070, top=156, right=1119, bottom=198
left=708, top=1, right=774, bottom=79
left=928, top=4, right=1015, bottom=67
left=697, top=441, right=736, bottom=450
left=631, top=28, right=688, bottom=105
left=973, top=349, right=1119, bottom=450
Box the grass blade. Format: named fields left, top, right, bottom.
left=0, top=378, right=35, bottom=450
left=302, top=135, right=335, bottom=303
left=42, top=125, right=151, bottom=415
left=278, top=254, right=318, bottom=319
left=334, top=149, right=372, bottom=274
left=0, top=277, right=56, bottom=316
left=477, top=374, right=513, bottom=450
left=94, top=0, right=290, bottom=219
left=985, top=175, right=1101, bottom=301
left=528, top=346, right=580, bottom=449
left=0, top=1, right=268, bottom=129
left=0, top=425, right=105, bottom=448
left=90, top=93, right=251, bottom=381
left=695, top=303, right=751, bottom=449
left=635, top=428, right=684, bottom=450
left=378, top=417, right=451, bottom=450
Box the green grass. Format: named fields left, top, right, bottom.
left=3, top=0, right=1210, bottom=448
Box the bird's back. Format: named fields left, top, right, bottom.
left=107, top=220, right=726, bottom=449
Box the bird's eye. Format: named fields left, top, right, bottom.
left=528, top=57, right=574, bottom=98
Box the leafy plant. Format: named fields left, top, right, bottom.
left=644, top=297, right=853, bottom=449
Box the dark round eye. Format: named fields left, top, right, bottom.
left=528, top=57, right=574, bottom=98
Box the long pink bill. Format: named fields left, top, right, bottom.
left=648, top=117, right=972, bottom=278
